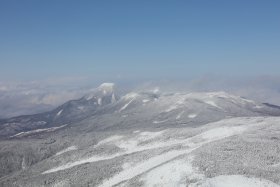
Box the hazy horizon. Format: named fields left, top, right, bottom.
left=1, top=75, right=280, bottom=118
left=1, top=0, right=280, bottom=117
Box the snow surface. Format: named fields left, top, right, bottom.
left=96, top=135, right=123, bottom=146
left=153, top=119, right=168, bottom=124
left=165, top=105, right=179, bottom=112
left=272, top=163, right=280, bottom=168
left=190, top=175, right=280, bottom=187
left=165, top=96, right=186, bottom=112
left=21, top=158, right=27, bottom=170
left=138, top=131, right=164, bottom=140
left=141, top=156, right=204, bottom=187
left=142, top=99, right=150, bottom=103
left=42, top=121, right=249, bottom=175
left=56, top=109, right=63, bottom=116
left=97, top=98, right=102, bottom=105
left=119, top=98, right=135, bottom=112
left=42, top=117, right=276, bottom=186
left=111, top=93, right=116, bottom=103
left=98, top=122, right=252, bottom=186
left=204, top=101, right=222, bottom=109
left=160, top=91, right=255, bottom=114
left=77, top=106, right=84, bottom=110
left=98, top=83, right=115, bottom=94
left=188, top=114, right=197, bottom=118
left=55, top=146, right=78, bottom=156
left=86, top=95, right=94, bottom=100
left=99, top=123, right=248, bottom=187
left=42, top=153, right=122, bottom=174
left=98, top=147, right=200, bottom=187
left=123, top=92, right=139, bottom=100
left=198, top=126, right=247, bottom=140
left=176, top=111, right=185, bottom=119
left=255, top=105, right=264, bottom=109
left=10, top=124, right=67, bottom=138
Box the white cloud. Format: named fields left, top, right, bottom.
left=0, top=77, right=97, bottom=118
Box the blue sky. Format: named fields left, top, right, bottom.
left=0, top=0, right=280, bottom=81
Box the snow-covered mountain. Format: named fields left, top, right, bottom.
left=0, top=83, right=118, bottom=138
left=1, top=83, right=280, bottom=187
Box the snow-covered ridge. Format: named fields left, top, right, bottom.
left=122, top=90, right=262, bottom=105
left=124, top=90, right=264, bottom=110
left=83, top=84, right=267, bottom=114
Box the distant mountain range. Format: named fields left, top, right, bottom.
left=1, top=83, right=280, bottom=187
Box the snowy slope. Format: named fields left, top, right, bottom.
left=0, top=84, right=280, bottom=186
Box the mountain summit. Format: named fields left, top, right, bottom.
left=85, top=83, right=117, bottom=105
left=98, top=83, right=115, bottom=94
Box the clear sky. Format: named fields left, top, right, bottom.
left=0, top=0, right=280, bottom=81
